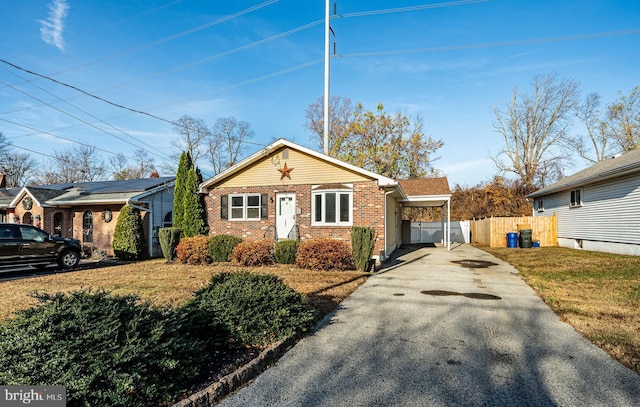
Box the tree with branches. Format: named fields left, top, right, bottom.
left=208, top=117, right=255, bottom=175
left=492, top=73, right=581, bottom=189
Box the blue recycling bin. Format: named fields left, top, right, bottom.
left=506, top=232, right=518, bottom=248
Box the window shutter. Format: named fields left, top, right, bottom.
left=261, top=194, right=268, bottom=219
left=220, top=195, right=228, bottom=219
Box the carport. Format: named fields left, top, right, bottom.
left=397, top=178, right=452, bottom=251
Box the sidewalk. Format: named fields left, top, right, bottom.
left=217, top=244, right=640, bottom=406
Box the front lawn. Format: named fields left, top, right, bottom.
left=482, top=246, right=640, bottom=374
left=0, top=259, right=368, bottom=320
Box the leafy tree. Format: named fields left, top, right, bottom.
left=182, top=167, right=208, bottom=237
left=450, top=176, right=533, bottom=220
left=172, top=151, right=192, bottom=230
left=305, top=99, right=443, bottom=179
left=492, top=73, right=581, bottom=189
left=112, top=205, right=145, bottom=260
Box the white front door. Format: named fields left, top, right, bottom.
left=276, top=193, right=296, bottom=239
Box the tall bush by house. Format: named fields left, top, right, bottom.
left=0, top=291, right=201, bottom=407
left=172, top=151, right=192, bottom=230
left=209, top=234, right=243, bottom=262
left=275, top=240, right=299, bottom=264
left=112, top=205, right=145, bottom=260
left=351, top=226, right=377, bottom=271
left=159, top=227, right=182, bottom=261
left=182, top=167, right=208, bottom=237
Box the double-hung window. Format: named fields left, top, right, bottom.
left=230, top=194, right=261, bottom=220
left=570, top=189, right=582, bottom=208
left=537, top=198, right=544, bottom=212
left=312, top=185, right=352, bottom=226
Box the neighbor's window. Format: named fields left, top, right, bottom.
left=312, top=188, right=352, bottom=226
left=570, top=189, right=582, bottom=207
left=230, top=194, right=261, bottom=220
left=537, top=198, right=544, bottom=212
left=83, top=211, right=93, bottom=242
left=163, top=211, right=173, bottom=227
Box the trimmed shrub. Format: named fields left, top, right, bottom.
left=208, top=234, right=243, bottom=262
left=176, top=235, right=210, bottom=265
left=159, top=227, right=182, bottom=261
left=112, top=205, right=145, bottom=260
left=274, top=240, right=299, bottom=264
left=231, top=239, right=275, bottom=267
left=0, top=291, right=200, bottom=407
left=183, top=272, right=313, bottom=346
left=296, top=238, right=354, bottom=271
left=351, top=226, right=377, bottom=271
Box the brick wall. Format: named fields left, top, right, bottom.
left=204, top=181, right=387, bottom=256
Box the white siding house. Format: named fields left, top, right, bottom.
left=527, top=150, right=640, bottom=255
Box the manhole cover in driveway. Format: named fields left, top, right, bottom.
left=421, top=290, right=501, bottom=300
left=452, top=259, right=498, bottom=268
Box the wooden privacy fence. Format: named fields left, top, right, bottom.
left=469, top=214, right=557, bottom=247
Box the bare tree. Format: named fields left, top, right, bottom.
left=305, top=96, right=354, bottom=155
left=492, top=73, right=581, bottom=189
left=171, top=115, right=210, bottom=166
left=566, top=92, right=613, bottom=164
left=207, top=117, right=254, bottom=175
left=0, top=151, right=38, bottom=187
left=110, top=149, right=157, bottom=180
left=39, top=145, right=106, bottom=184
left=607, top=85, right=640, bottom=152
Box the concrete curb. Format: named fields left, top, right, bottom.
left=172, top=337, right=296, bottom=407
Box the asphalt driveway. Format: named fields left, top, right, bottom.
left=218, top=244, right=640, bottom=406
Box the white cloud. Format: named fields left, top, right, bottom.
left=40, top=0, right=70, bottom=51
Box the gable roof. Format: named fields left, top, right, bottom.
left=528, top=149, right=640, bottom=198
left=8, top=177, right=175, bottom=207
left=199, top=139, right=397, bottom=192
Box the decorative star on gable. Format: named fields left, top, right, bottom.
left=278, top=162, right=294, bottom=180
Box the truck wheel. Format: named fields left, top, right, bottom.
left=58, top=250, right=80, bottom=269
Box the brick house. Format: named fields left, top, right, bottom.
left=199, top=139, right=452, bottom=261
left=2, top=177, right=175, bottom=258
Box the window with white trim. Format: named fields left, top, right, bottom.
left=570, top=189, right=582, bottom=208
left=537, top=198, right=544, bottom=212
left=230, top=194, right=261, bottom=220
left=312, top=188, right=352, bottom=226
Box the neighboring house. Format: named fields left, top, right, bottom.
left=0, top=177, right=175, bottom=258
left=527, top=149, right=640, bottom=255
left=199, top=139, right=452, bottom=261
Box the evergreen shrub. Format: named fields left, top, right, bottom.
left=184, top=272, right=313, bottom=346
left=112, top=205, right=145, bottom=260
left=208, top=234, right=243, bottom=262
left=351, top=226, right=377, bottom=271
left=274, top=240, right=299, bottom=264
left=159, top=227, right=182, bottom=261
left=0, top=291, right=200, bottom=407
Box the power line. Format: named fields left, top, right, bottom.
left=0, top=67, right=171, bottom=160
left=335, top=28, right=640, bottom=58
left=335, top=0, right=490, bottom=18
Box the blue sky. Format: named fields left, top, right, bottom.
left=0, top=0, right=639, bottom=186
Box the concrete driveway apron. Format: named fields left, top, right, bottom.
left=218, top=244, right=640, bottom=407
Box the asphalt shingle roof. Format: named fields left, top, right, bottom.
left=398, top=177, right=451, bottom=197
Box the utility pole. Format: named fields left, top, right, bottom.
left=323, top=0, right=330, bottom=154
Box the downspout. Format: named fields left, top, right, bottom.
left=447, top=196, right=451, bottom=251
left=127, top=199, right=153, bottom=258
